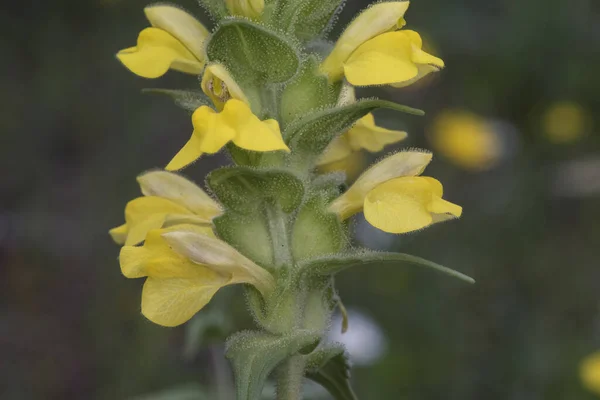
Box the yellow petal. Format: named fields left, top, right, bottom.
left=201, top=63, right=249, bottom=111
left=117, top=28, right=203, bottom=78
left=329, top=151, right=432, bottom=220
left=581, top=352, right=600, bottom=395
left=109, top=223, right=128, bottom=245
left=124, top=196, right=192, bottom=245
left=364, top=178, right=433, bottom=234
left=321, top=1, right=410, bottom=81
left=166, top=133, right=205, bottom=171
left=346, top=114, right=407, bottom=152
left=344, top=31, right=417, bottom=86
left=144, top=5, right=209, bottom=61
left=120, top=224, right=215, bottom=279
left=223, top=100, right=290, bottom=153
left=141, top=274, right=226, bottom=327
left=137, top=170, right=222, bottom=218
left=192, top=105, right=237, bottom=153
left=162, top=230, right=275, bottom=296
left=364, top=177, right=461, bottom=233
left=317, top=136, right=353, bottom=166
left=391, top=30, right=444, bottom=88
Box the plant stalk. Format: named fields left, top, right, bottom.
left=276, top=355, right=306, bottom=400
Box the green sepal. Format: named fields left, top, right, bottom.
left=198, top=0, right=228, bottom=20
left=207, top=166, right=305, bottom=214
left=206, top=18, right=301, bottom=84
left=271, top=0, right=344, bottom=42
left=306, top=344, right=358, bottom=400
left=225, top=329, right=320, bottom=400
left=298, top=250, right=476, bottom=283
left=213, top=211, right=274, bottom=267
left=284, top=99, right=424, bottom=169
left=291, top=194, right=345, bottom=261
left=280, top=56, right=334, bottom=127
left=141, top=89, right=211, bottom=112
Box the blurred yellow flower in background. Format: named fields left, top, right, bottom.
left=542, top=101, right=589, bottom=144
left=430, top=110, right=502, bottom=171
left=581, top=351, right=600, bottom=395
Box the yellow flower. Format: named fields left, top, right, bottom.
left=317, top=114, right=407, bottom=166
left=109, top=171, right=222, bottom=246
left=201, top=63, right=250, bottom=111
left=344, top=30, right=444, bottom=87
left=430, top=110, right=502, bottom=171
left=581, top=351, right=600, bottom=395
left=321, top=1, right=410, bottom=82
left=329, top=151, right=461, bottom=233
left=117, top=5, right=209, bottom=78
left=542, top=101, right=589, bottom=144
left=166, top=99, right=290, bottom=171
left=225, top=0, right=265, bottom=19
left=120, top=224, right=275, bottom=327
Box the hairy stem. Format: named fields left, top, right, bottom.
left=276, top=355, right=306, bottom=400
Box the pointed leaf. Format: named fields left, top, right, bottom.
left=306, top=346, right=357, bottom=400
left=206, top=19, right=301, bottom=83
left=207, top=166, right=305, bottom=214
left=142, top=89, right=211, bottom=112
left=225, top=329, right=320, bottom=400
left=284, top=99, right=424, bottom=168
left=299, top=250, right=476, bottom=283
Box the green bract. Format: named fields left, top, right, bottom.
left=207, top=19, right=301, bottom=84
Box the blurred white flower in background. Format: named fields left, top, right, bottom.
left=329, top=308, right=388, bottom=367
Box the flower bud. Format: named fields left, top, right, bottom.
left=225, top=0, right=265, bottom=19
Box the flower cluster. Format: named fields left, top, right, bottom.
left=111, top=1, right=468, bottom=398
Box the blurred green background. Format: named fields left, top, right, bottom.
left=2, top=0, right=599, bottom=399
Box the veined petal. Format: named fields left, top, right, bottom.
left=124, top=196, right=192, bottom=245
left=329, top=151, right=432, bottom=220
left=317, top=135, right=353, bottom=166
left=137, top=170, right=222, bottom=218
left=321, top=1, right=410, bottom=81
left=346, top=114, right=408, bottom=152
left=162, top=230, right=275, bottom=296
left=144, top=5, right=209, bottom=61
left=109, top=223, right=128, bottom=245
left=344, top=31, right=417, bottom=86
left=141, top=275, right=226, bottom=327
left=117, top=28, right=203, bottom=78
left=201, top=63, right=249, bottom=111
left=364, top=177, right=461, bottom=233
left=223, top=100, right=290, bottom=153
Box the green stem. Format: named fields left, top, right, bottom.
left=266, top=204, right=293, bottom=269
left=276, top=355, right=306, bottom=400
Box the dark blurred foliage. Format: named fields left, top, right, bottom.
left=1, top=0, right=599, bottom=399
